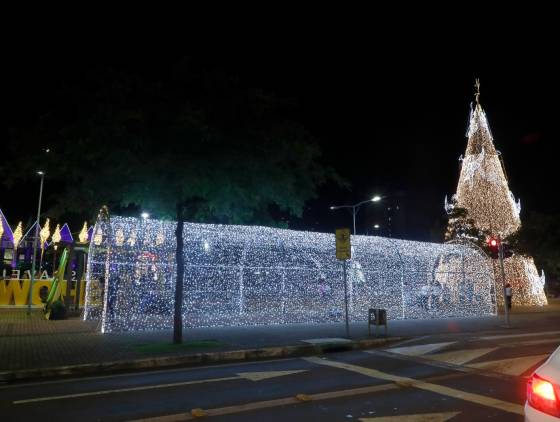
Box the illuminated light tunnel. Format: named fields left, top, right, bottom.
left=84, top=216, right=497, bottom=333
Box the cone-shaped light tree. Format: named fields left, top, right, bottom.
left=446, top=80, right=547, bottom=306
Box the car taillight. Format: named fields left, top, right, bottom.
left=527, top=374, right=560, bottom=417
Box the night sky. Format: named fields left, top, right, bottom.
left=4, top=25, right=559, bottom=241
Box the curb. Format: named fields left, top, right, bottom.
left=0, top=336, right=404, bottom=383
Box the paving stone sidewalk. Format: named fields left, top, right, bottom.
left=1, top=300, right=559, bottom=373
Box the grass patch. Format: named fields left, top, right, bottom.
left=131, top=340, right=226, bottom=354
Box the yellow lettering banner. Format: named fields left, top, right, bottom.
left=0, top=280, right=86, bottom=307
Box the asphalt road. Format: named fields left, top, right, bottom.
left=1, top=328, right=559, bottom=421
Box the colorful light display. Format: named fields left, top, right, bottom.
left=52, top=224, right=62, bottom=248
left=12, top=222, right=23, bottom=249
left=447, top=83, right=547, bottom=306
left=39, top=218, right=51, bottom=250
left=84, top=215, right=497, bottom=333
left=0, top=211, right=9, bottom=248
left=79, top=222, right=89, bottom=243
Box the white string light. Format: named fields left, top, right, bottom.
left=84, top=216, right=496, bottom=332
left=450, top=102, right=547, bottom=306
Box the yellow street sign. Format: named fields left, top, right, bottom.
left=336, top=228, right=351, bottom=260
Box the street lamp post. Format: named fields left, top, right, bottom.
left=28, top=171, right=45, bottom=315
left=330, top=196, right=382, bottom=235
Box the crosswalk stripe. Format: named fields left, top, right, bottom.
left=386, top=342, right=455, bottom=357
left=467, top=354, right=549, bottom=376
left=426, top=347, right=498, bottom=365
left=305, top=356, right=523, bottom=415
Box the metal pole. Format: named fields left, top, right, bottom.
left=352, top=207, right=356, bottom=236
left=498, top=236, right=510, bottom=327
left=343, top=259, right=349, bottom=337
left=28, top=173, right=44, bottom=315
left=39, top=248, right=45, bottom=277
left=53, top=246, right=58, bottom=275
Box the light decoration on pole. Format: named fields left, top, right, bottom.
left=155, top=231, right=165, bottom=246
left=84, top=214, right=497, bottom=333
left=52, top=224, right=62, bottom=250
left=115, top=229, right=125, bottom=246
left=93, top=228, right=103, bottom=246
left=39, top=218, right=51, bottom=250
left=79, top=222, right=89, bottom=243
left=446, top=80, right=547, bottom=306
left=12, top=222, right=23, bottom=250
left=128, top=231, right=137, bottom=246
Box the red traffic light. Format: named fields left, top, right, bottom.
left=487, top=237, right=500, bottom=248
left=485, top=237, right=513, bottom=259
left=487, top=237, right=500, bottom=259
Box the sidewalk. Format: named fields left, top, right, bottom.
left=1, top=300, right=559, bottom=381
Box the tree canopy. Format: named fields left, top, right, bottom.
left=4, top=60, right=339, bottom=226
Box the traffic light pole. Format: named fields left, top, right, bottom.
left=343, top=259, right=350, bottom=338
left=498, top=236, right=510, bottom=327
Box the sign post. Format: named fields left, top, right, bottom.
left=336, top=228, right=351, bottom=338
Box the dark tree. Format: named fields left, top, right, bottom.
left=505, top=212, right=560, bottom=293
left=3, top=61, right=340, bottom=342
left=444, top=198, right=488, bottom=247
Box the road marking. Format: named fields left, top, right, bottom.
left=190, top=408, right=206, bottom=418
left=0, top=357, right=300, bottom=390
left=505, top=338, right=560, bottom=347
left=130, top=383, right=402, bottom=421
left=467, top=354, right=549, bottom=376
left=237, top=370, right=307, bottom=381
left=477, top=330, right=560, bottom=341
left=388, top=336, right=431, bottom=348
left=426, top=347, right=497, bottom=365
left=386, top=342, right=455, bottom=356
left=304, top=356, right=524, bottom=415
left=129, top=369, right=477, bottom=421
left=359, top=411, right=461, bottom=421
left=302, top=337, right=353, bottom=345
left=12, top=370, right=307, bottom=404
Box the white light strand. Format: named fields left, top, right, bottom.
left=450, top=101, right=547, bottom=306
left=84, top=216, right=496, bottom=333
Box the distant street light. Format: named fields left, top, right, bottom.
left=28, top=170, right=45, bottom=315
left=141, top=212, right=150, bottom=219
left=330, top=196, right=383, bottom=235
left=373, top=224, right=380, bottom=229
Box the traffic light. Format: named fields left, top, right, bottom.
left=486, top=237, right=514, bottom=259
left=487, top=237, right=500, bottom=259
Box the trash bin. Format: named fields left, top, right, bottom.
left=368, top=308, right=387, bottom=337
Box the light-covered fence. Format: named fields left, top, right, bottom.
left=84, top=216, right=496, bottom=332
